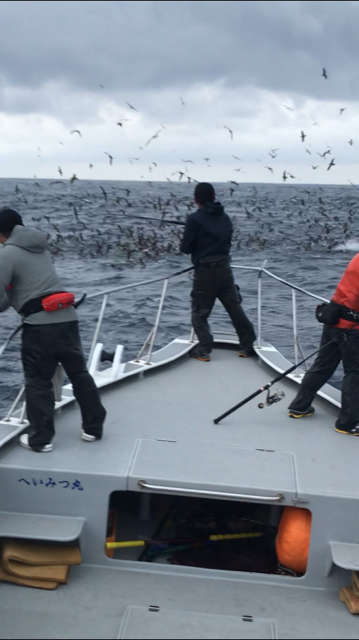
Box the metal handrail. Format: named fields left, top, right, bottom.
left=138, top=480, right=285, bottom=503
left=232, top=265, right=329, bottom=304
left=1, top=262, right=330, bottom=422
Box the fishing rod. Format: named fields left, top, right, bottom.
left=124, top=214, right=186, bottom=226
left=0, top=324, right=23, bottom=358
left=214, top=337, right=339, bottom=425
left=0, top=266, right=194, bottom=361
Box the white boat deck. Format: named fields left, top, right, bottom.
left=0, top=564, right=358, bottom=639
left=0, top=341, right=349, bottom=499
left=1, top=340, right=359, bottom=639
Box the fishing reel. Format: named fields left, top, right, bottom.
left=258, top=390, right=285, bottom=410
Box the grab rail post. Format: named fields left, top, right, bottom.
left=257, top=261, right=268, bottom=348
left=3, top=386, right=25, bottom=422
left=19, top=401, right=27, bottom=424
left=292, top=289, right=299, bottom=369
left=135, top=328, right=155, bottom=362
left=87, top=294, right=109, bottom=368
left=146, top=279, right=169, bottom=365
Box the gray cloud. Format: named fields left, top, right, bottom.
left=0, top=1, right=358, bottom=101
left=0, top=1, right=358, bottom=185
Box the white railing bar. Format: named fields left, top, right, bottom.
left=297, top=337, right=309, bottom=372
left=3, top=386, right=25, bottom=422
left=87, top=294, right=109, bottom=367
left=19, top=401, right=27, bottom=424
left=231, top=265, right=263, bottom=272
left=146, top=279, right=169, bottom=365
left=292, top=289, right=299, bottom=368
left=86, top=267, right=193, bottom=301
left=256, top=261, right=267, bottom=348
left=135, top=327, right=155, bottom=362
left=262, top=269, right=329, bottom=303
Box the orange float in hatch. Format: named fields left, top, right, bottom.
left=276, top=507, right=312, bottom=574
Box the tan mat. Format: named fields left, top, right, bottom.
left=2, top=539, right=81, bottom=567
left=4, top=558, right=70, bottom=584
left=0, top=559, right=59, bottom=591
left=340, top=587, right=359, bottom=615
left=352, top=572, right=359, bottom=598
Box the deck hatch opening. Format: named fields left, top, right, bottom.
left=106, top=491, right=310, bottom=579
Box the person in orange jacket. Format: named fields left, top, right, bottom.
left=288, top=254, right=359, bottom=435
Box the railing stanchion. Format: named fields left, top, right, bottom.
left=257, top=261, right=268, bottom=349
left=135, top=328, right=155, bottom=362
left=19, top=401, right=27, bottom=424
left=3, top=386, right=25, bottom=422
left=87, top=294, right=109, bottom=368
left=146, top=279, right=169, bottom=365
left=292, top=289, right=299, bottom=369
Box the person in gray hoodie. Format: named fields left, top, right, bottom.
left=0, top=208, right=106, bottom=452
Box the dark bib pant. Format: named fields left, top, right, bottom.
left=191, top=262, right=256, bottom=355
left=289, top=325, right=359, bottom=431
left=22, top=322, right=106, bottom=451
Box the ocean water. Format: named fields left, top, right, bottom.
left=0, top=178, right=358, bottom=416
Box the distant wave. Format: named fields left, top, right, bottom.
left=334, top=239, right=359, bottom=252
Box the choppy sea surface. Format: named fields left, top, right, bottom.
left=1, top=178, right=358, bottom=415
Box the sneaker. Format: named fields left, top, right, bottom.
left=82, top=431, right=99, bottom=442
left=19, top=433, right=53, bottom=453
left=288, top=407, right=315, bottom=419
left=238, top=348, right=257, bottom=359
left=335, top=425, right=359, bottom=436
left=190, top=350, right=211, bottom=362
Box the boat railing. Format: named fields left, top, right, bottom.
left=1, top=262, right=329, bottom=423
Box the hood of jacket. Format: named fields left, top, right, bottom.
left=200, top=202, right=225, bottom=216
left=5, top=225, right=47, bottom=254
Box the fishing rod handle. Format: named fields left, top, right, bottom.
left=214, top=387, right=267, bottom=424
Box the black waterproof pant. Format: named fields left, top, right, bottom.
left=289, top=325, right=359, bottom=432
left=191, top=262, right=256, bottom=355
left=22, top=322, right=106, bottom=450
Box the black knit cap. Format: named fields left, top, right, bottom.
left=194, top=182, right=216, bottom=205
left=0, top=208, right=23, bottom=234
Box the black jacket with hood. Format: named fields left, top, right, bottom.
left=180, top=202, right=233, bottom=268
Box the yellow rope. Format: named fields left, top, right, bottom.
left=106, top=531, right=263, bottom=550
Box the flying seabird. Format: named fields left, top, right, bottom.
left=224, top=126, right=234, bottom=141
left=104, top=152, right=114, bottom=166
left=145, top=130, right=162, bottom=148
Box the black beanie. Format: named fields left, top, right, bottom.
left=194, top=183, right=216, bottom=205
left=0, top=208, right=23, bottom=234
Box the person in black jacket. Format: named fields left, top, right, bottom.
left=181, top=183, right=256, bottom=361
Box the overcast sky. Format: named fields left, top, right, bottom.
left=0, top=0, right=358, bottom=184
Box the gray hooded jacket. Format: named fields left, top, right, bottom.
left=0, top=226, right=77, bottom=325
